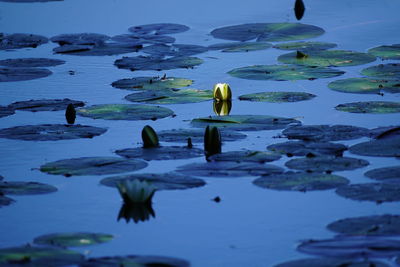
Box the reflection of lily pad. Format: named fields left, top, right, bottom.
left=9, top=99, right=84, bottom=112
left=208, top=42, right=272, bottom=52
left=53, top=43, right=141, bottom=56
left=0, top=124, right=107, bottom=141
left=285, top=156, right=369, bottom=172
left=349, top=137, right=400, bottom=157
left=191, top=115, right=300, bottom=131
left=115, top=146, right=203, bottom=161
left=125, top=89, right=213, bottom=104
left=0, top=58, right=65, bottom=68
left=368, top=44, right=400, bottom=60
left=128, top=23, right=190, bottom=35
left=275, top=258, right=388, bottom=267
left=239, top=92, right=315, bottom=102
left=336, top=183, right=400, bottom=203
left=335, top=101, right=400, bottom=114
left=328, top=78, right=400, bottom=94
left=0, top=67, right=52, bottom=82
left=40, top=157, right=148, bottom=176
left=0, top=196, right=15, bottom=208
left=267, top=141, right=347, bottom=157
left=50, top=33, right=110, bottom=45
left=208, top=150, right=281, bottom=163
left=101, top=172, right=205, bottom=190
left=273, top=41, right=337, bottom=51
left=0, top=181, right=57, bottom=195
left=211, top=23, right=324, bottom=42
left=282, top=125, right=368, bottom=142
left=115, top=56, right=203, bottom=71
left=361, top=63, right=400, bottom=79
left=33, top=232, right=113, bottom=247
left=77, top=104, right=174, bottom=121
left=158, top=128, right=246, bottom=143
left=0, top=106, right=15, bottom=118
left=141, top=44, right=208, bottom=57
left=228, top=65, right=344, bottom=81
left=0, top=33, right=48, bottom=50
left=82, top=255, right=189, bottom=267
left=364, top=166, right=400, bottom=183
left=111, top=76, right=193, bottom=91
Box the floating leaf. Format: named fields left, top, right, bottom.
left=328, top=77, right=400, bottom=94
left=50, top=33, right=110, bottom=45
left=0, top=33, right=48, bottom=50
left=0, top=58, right=65, bottom=68
left=275, top=258, right=389, bottom=267
left=336, top=183, right=400, bottom=203
left=40, top=157, right=148, bottom=176
left=239, top=92, right=315, bottom=102
left=0, top=196, right=15, bottom=208
left=125, top=89, right=213, bottom=104
left=33, top=232, right=113, bottom=247
left=0, top=0, right=62, bottom=1
left=361, top=63, right=400, bottom=79
left=335, top=101, right=400, bottom=114
left=267, top=141, right=347, bottom=157
left=349, top=137, right=400, bottom=157
left=0, top=181, right=57, bottom=195
left=8, top=99, right=85, bottom=112
left=208, top=42, right=272, bottom=52
left=53, top=43, right=141, bottom=56
left=208, top=150, right=281, bottom=163
left=0, top=67, right=52, bottom=82
left=369, top=125, right=400, bottom=139
left=282, top=125, right=368, bottom=142
left=364, top=166, right=400, bottom=183
left=111, top=76, right=193, bottom=91
left=368, top=44, right=400, bottom=60
left=273, top=41, right=337, bottom=51
left=0, top=106, right=15, bottom=118
left=128, top=23, right=190, bottom=35
left=115, top=55, right=203, bottom=71
left=115, top=146, right=203, bottom=161
left=157, top=128, right=247, bottom=143
left=111, top=34, right=175, bottom=44
left=141, top=44, right=208, bottom=57
left=285, top=156, right=369, bottom=172
left=82, top=255, right=189, bottom=267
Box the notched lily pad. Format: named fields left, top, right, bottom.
left=0, top=181, right=57, bottom=195
left=273, top=41, right=337, bottom=51
left=274, top=258, right=389, bottom=267
left=115, top=55, right=203, bottom=71
left=285, top=156, right=369, bottom=172
left=128, top=23, right=190, bottom=35
left=361, top=63, right=400, bottom=79
left=0, top=33, right=48, bottom=50
left=208, top=42, right=272, bottom=52
left=208, top=150, right=281, bottom=163
left=8, top=98, right=84, bottom=112
left=33, top=232, right=113, bottom=247
left=368, top=44, right=400, bottom=60
left=282, top=125, right=368, bottom=142
left=349, top=136, right=400, bottom=157
left=328, top=77, right=400, bottom=94
left=141, top=44, right=208, bottom=57
left=115, top=146, right=203, bottom=161
left=364, top=166, right=400, bottom=183
left=125, top=89, right=213, bottom=104
left=0, top=67, right=52, bottom=82
left=239, top=92, right=315, bottom=102
left=0, top=106, right=15, bottom=118
left=157, top=128, right=246, bottom=143
left=336, top=183, right=400, bottom=203
left=0, top=58, right=65, bottom=68
left=267, top=141, right=347, bottom=157
left=336, top=101, right=400, bottom=114
left=111, top=76, right=193, bottom=91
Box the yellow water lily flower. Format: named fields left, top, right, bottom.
left=213, top=83, right=232, bottom=101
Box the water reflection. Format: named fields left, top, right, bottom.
left=213, top=100, right=232, bottom=116
left=117, top=202, right=155, bottom=224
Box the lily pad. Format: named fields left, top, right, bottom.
left=273, top=41, right=337, bottom=51
left=114, top=55, right=203, bottom=71
left=368, top=44, right=400, bottom=60
left=285, top=156, right=369, bottom=172
left=50, top=33, right=110, bottom=45
left=0, top=181, right=57, bottom=195
left=111, top=76, right=193, bottom=91
left=349, top=136, right=400, bottom=157
left=157, top=128, right=247, bottom=143
left=40, top=157, right=148, bottom=176
left=0, top=196, right=15, bottom=208
left=115, top=146, right=203, bottom=161
left=191, top=115, right=301, bottom=131
left=0, top=33, right=48, bottom=50
left=228, top=65, right=344, bottom=81
left=0, top=58, right=65, bottom=68
left=335, top=101, right=400, bottom=114
left=33, top=232, right=113, bottom=247
left=267, top=141, right=347, bottom=157
left=8, top=99, right=84, bottom=112
left=0, top=124, right=107, bottom=141
left=128, top=23, right=190, bottom=35
left=253, top=172, right=349, bottom=191
left=239, top=92, right=316, bottom=102
left=278, top=50, right=376, bottom=67
left=208, top=150, right=281, bottom=163
left=0, top=0, right=62, bottom=2
left=327, top=214, right=400, bottom=236
left=141, top=44, right=208, bottom=57
left=0, top=67, right=52, bottom=82
left=328, top=77, right=400, bottom=94
left=211, top=23, right=324, bottom=42
left=125, top=89, right=213, bottom=104
left=208, top=42, right=272, bottom=52
left=361, top=63, right=400, bottom=79
left=0, top=106, right=15, bottom=118
left=82, top=255, right=189, bottom=267
left=274, top=258, right=389, bottom=267
left=364, top=166, right=400, bottom=183
left=100, top=172, right=205, bottom=191
left=53, top=42, right=142, bottom=56
left=111, top=34, right=175, bottom=44
left=77, top=104, right=174, bottom=121
left=335, top=183, right=400, bottom=203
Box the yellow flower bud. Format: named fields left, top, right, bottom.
left=213, top=83, right=232, bottom=101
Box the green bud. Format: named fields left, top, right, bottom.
left=65, top=104, right=76, bottom=125
left=142, top=125, right=159, bottom=148
left=204, top=126, right=221, bottom=159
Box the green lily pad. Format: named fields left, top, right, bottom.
left=369, top=125, right=400, bottom=139
left=364, top=166, right=400, bottom=183
left=115, top=56, right=203, bottom=71
left=40, top=157, right=148, bottom=176
left=157, top=128, right=246, bottom=143
left=253, top=172, right=349, bottom=192
left=111, top=34, right=175, bottom=45
left=125, top=89, right=213, bottom=104
left=285, top=156, right=369, bottom=172
left=0, top=106, right=15, bottom=118
left=208, top=42, right=272, bottom=52
left=191, top=115, right=301, bottom=131
left=8, top=99, right=85, bottom=112
left=0, top=124, right=107, bottom=141
left=349, top=136, right=400, bottom=157
left=228, top=65, right=344, bottom=81
left=33, top=232, right=113, bottom=247
left=273, top=41, right=337, bottom=51
left=267, top=141, right=347, bottom=157
left=100, top=172, right=205, bottom=190
left=274, top=258, right=389, bottom=267
left=81, top=255, right=189, bottom=267
left=128, top=23, right=190, bottom=35
left=211, top=23, right=324, bottom=42
left=361, top=63, right=400, bottom=79
left=0, top=58, right=65, bottom=68
left=0, top=67, right=52, bottom=82
left=278, top=50, right=376, bottom=67
left=176, top=162, right=284, bottom=177
left=0, top=33, right=48, bottom=50
left=208, top=150, right=281, bottom=163
left=77, top=104, right=174, bottom=121
left=0, top=245, right=84, bottom=266
left=239, top=92, right=316, bottom=102
left=111, top=76, right=193, bottom=91
left=141, top=44, right=208, bottom=57
left=0, top=181, right=57, bottom=195
left=336, top=183, right=400, bottom=203
left=50, top=33, right=110, bottom=45
left=335, top=101, right=400, bottom=114
left=368, top=44, right=400, bottom=60
left=115, top=146, right=203, bottom=161
left=327, top=214, right=400, bottom=236
left=328, top=77, right=400, bottom=94
left=53, top=42, right=142, bottom=56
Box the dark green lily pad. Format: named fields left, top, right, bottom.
left=111, top=76, right=193, bottom=91
left=285, top=156, right=369, bottom=172
left=0, top=106, right=15, bottom=118
left=328, top=77, right=400, bottom=94
left=368, top=44, right=400, bottom=60
left=191, top=115, right=301, bottom=131
left=0, top=196, right=15, bottom=208
left=8, top=99, right=84, bottom=112
left=40, top=157, right=148, bottom=176
left=0, top=58, right=65, bottom=68
left=0, top=245, right=84, bottom=266
left=111, top=34, right=175, bottom=44
left=128, top=23, right=190, bottom=35
left=278, top=50, right=376, bottom=67
left=327, top=214, right=400, bottom=236
left=53, top=42, right=142, bottom=56
left=254, top=172, right=349, bottom=191
left=208, top=42, right=272, bottom=52
left=100, top=172, right=205, bottom=190
left=33, top=232, right=113, bottom=247
left=361, top=63, right=400, bottom=79
left=82, top=255, right=189, bottom=267
left=0, top=33, right=48, bottom=50
left=77, top=104, right=174, bottom=121
left=50, top=33, right=110, bottom=45
left=0, top=124, right=107, bottom=141
left=273, top=41, right=337, bottom=51
left=0, top=67, right=52, bottom=82
left=141, top=44, right=208, bottom=57
left=115, top=146, right=203, bottom=161
left=369, top=125, right=400, bottom=139
left=349, top=136, right=400, bottom=157
left=176, top=162, right=284, bottom=177
left=157, top=128, right=246, bottom=143
left=335, top=101, right=400, bottom=114
left=364, top=166, right=400, bottom=183
left=208, top=150, right=281, bottom=163
left=125, top=89, right=213, bottom=104
left=115, top=56, right=203, bottom=71
left=0, top=181, right=57, bottom=195
left=228, top=65, right=344, bottom=81
left=336, top=183, right=400, bottom=203
left=239, top=92, right=316, bottom=102
left=274, top=258, right=389, bottom=267
left=211, top=23, right=324, bottom=42
left=267, top=141, right=347, bottom=157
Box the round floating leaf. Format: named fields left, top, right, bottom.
left=0, top=58, right=65, bottom=68
left=40, top=157, right=148, bottom=176
left=111, top=76, right=193, bottom=91
left=228, top=65, right=344, bottom=81
left=0, top=196, right=15, bottom=208
left=278, top=50, right=376, bottom=67
left=364, top=166, right=400, bottom=183
left=368, top=44, right=400, bottom=60
left=275, top=258, right=389, bottom=267
left=0, top=33, right=48, bottom=50
left=336, top=101, right=400, bottom=114
left=111, top=34, right=175, bottom=44
left=350, top=137, right=400, bottom=157
left=50, top=33, right=110, bottom=45
left=176, top=162, right=284, bottom=177
left=0, top=124, right=107, bottom=141
left=361, top=63, right=400, bottom=79
left=282, top=125, right=368, bottom=142
left=115, top=55, right=203, bottom=71
left=141, top=44, right=208, bottom=57
left=101, top=172, right=205, bottom=191
left=208, top=42, right=272, bottom=52
left=285, top=156, right=369, bottom=172
left=239, top=92, right=315, bottom=102
left=82, top=255, right=189, bottom=267
left=0, top=106, right=15, bottom=118
left=327, top=214, right=400, bottom=236
left=328, top=77, right=400, bottom=94
left=115, top=146, right=203, bottom=161
left=254, top=172, right=349, bottom=191
left=0, top=67, right=52, bottom=82
left=211, top=23, right=324, bottom=42
left=273, top=41, right=337, bottom=51
left=267, top=141, right=347, bottom=157
left=369, top=125, right=400, bottom=139
left=77, top=104, right=174, bottom=121
left=0, top=181, right=57, bottom=195
left=125, top=89, right=213, bottom=104
left=191, top=115, right=301, bottom=131
left=33, top=232, right=113, bottom=247
left=158, top=128, right=246, bottom=143
left=53, top=42, right=142, bottom=56
left=8, top=99, right=84, bottom=112
left=208, top=150, right=281, bottom=163
left=128, top=23, right=190, bottom=35
left=336, top=183, right=400, bottom=203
